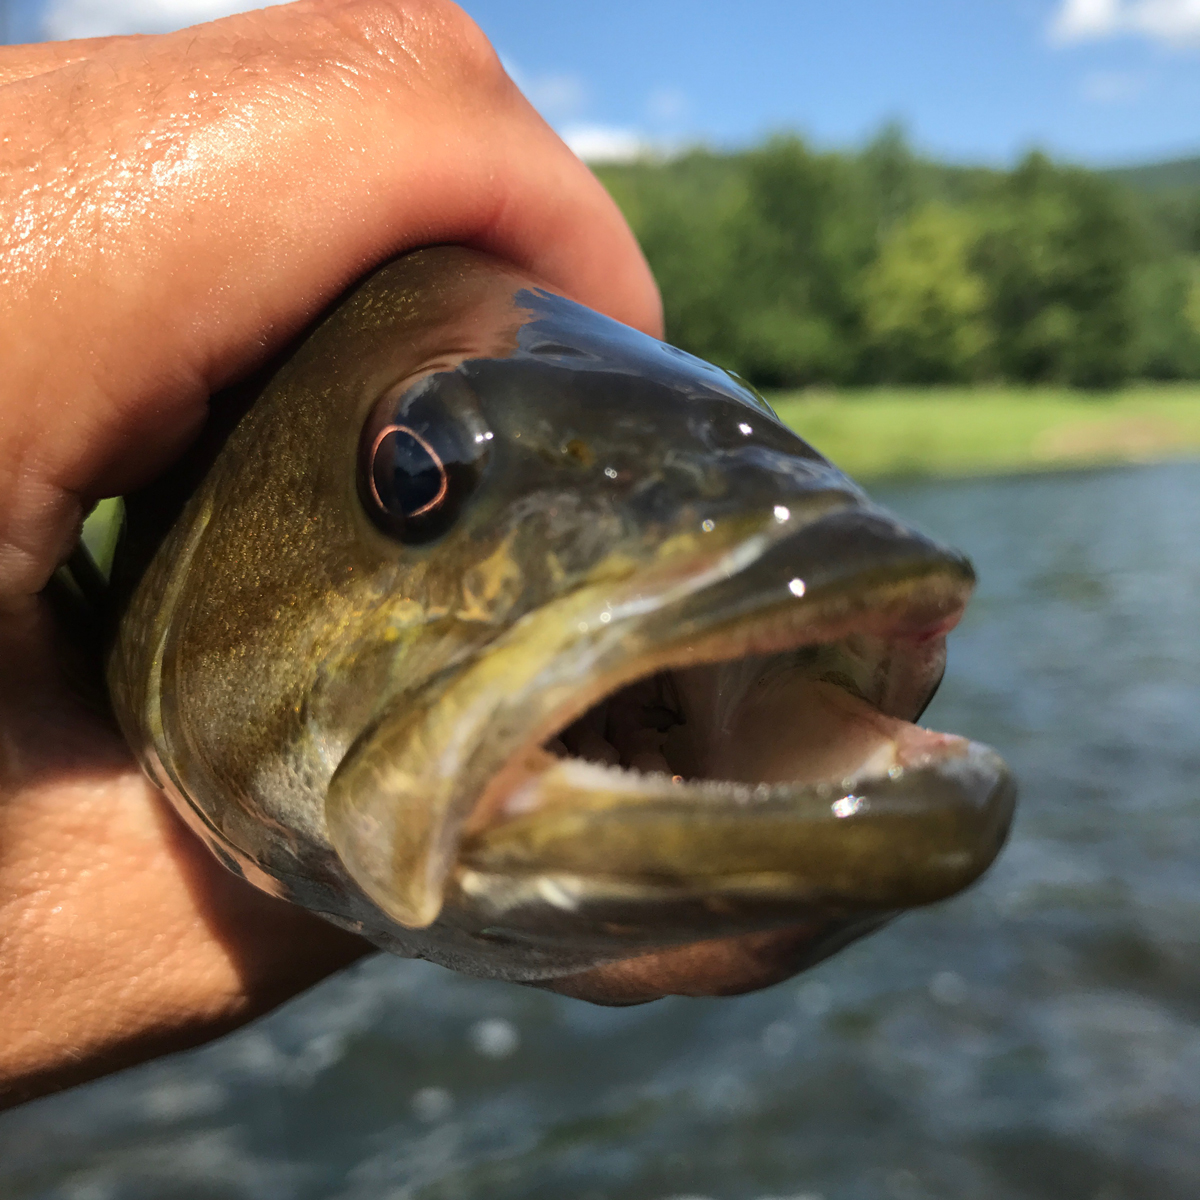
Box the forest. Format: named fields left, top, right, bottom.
left=594, top=131, right=1200, bottom=390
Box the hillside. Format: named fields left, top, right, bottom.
left=594, top=135, right=1200, bottom=389
left=1105, top=156, right=1200, bottom=195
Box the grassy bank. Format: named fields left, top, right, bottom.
left=772, top=384, right=1200, bottom=480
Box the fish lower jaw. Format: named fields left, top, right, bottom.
left=449, top=733, right=1014, bottom=951
left=460, top=719, right=997, bottom=875
left=455, top=678, right=1014, bottom=932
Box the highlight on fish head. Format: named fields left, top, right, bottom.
left=109, top=246, right=1015, bottom=987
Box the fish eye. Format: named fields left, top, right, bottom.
left=359, top=372, right=491, bottom=543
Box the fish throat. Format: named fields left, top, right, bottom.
left=543, top=637, right=930, bottom=793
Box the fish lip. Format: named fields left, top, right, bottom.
left=449, top=741, right=1016, bottom=952
left=325, top=502, right=984, bottom=931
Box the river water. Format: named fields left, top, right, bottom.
left=3, top=461, right=1200, bottom=1200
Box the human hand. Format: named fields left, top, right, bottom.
left=0, top=0, right=818, bottom=1109
left=0, top=0, right=661, bottom=1106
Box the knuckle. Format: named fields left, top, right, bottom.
left=310, top=0, right=510, bottom=99
left=419, top=0, right=505, bottom=80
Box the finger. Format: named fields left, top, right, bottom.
left=0, top=36, right=140, bottom=87
left=0, top=0, right=661, bottom=596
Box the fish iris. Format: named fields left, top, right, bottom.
left=370, top=426, right=447, bottom=518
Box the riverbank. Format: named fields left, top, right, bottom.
left=772, top=383, right=1200, bottom=480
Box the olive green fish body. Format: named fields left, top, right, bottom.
left=108, top=247, right=1015, bottom=983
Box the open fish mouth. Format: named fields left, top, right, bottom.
left=326, top=501, right=1016, bottom=954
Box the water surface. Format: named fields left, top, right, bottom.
left=4, top=461, right=1200, bottom=1200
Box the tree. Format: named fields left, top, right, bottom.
left=720, top=136, right=876, bottom=386
left=860, top=122, right=926, bottom=235
left=862, top=203, right=992, bottom=383
left=601, top=151, right=747, bottom=370
left=598, top=141, right=1178, bottom=391
left=972, top=153, right=1142, bottom=388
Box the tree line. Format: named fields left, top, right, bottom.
left=595, top=130, right=1200, bottom=390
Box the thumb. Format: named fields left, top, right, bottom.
left=0, top=0, right=661, bottom=596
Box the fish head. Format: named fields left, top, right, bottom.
left=296, top=250, right=1016, bottom=971
left=111, top=246, right=1014, bottom=990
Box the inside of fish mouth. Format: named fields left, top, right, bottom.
left=523, top=627, right=950, bottom=806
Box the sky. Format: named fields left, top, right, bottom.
left=5, top=0, right=1200, bottom=166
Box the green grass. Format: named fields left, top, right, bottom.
left=772, top=383, right=1200, bottom=481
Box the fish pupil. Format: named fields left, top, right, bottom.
left=374, top=427, right=447, bottom=517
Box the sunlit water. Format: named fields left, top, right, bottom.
left=4, top=461, right=1200, bottom=1200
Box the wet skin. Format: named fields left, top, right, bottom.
left=0, top=0, right=662, bottom=1106
left=108, top=246, right=1015, bottom=1002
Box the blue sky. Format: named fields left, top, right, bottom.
left=6, top=0, right=1200, bottom=166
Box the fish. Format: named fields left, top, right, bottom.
left=105, top=245, right=1016, bottom=990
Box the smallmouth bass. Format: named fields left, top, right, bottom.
left=106, top=246, right=1015, bottom=990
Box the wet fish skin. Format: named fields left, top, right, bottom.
left=107, top=245, right=1014, bottom=986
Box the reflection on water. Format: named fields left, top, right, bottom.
left=4, top=461, right=1200, bottom=1200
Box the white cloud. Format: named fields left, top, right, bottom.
left=1051, top=0, right=1200, bottom=44
left=499, top=56, right=684, bottom=163
left=559, top=123, right=653, bottom=164
left=1080, top=68, right=1146, bottom=100
left=1052, top=0, right=1121, bottom=39
left=646, top=85, right=688, bottom=124
left=1134, top=0, right=1200, bottom=37
left=501, top=57, right=588, bottom=123
left=43, top=0, right=274, bottom=40
left=523, top=73, right=588, bottom=121
left=500, top=55, right=658, bottom=163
